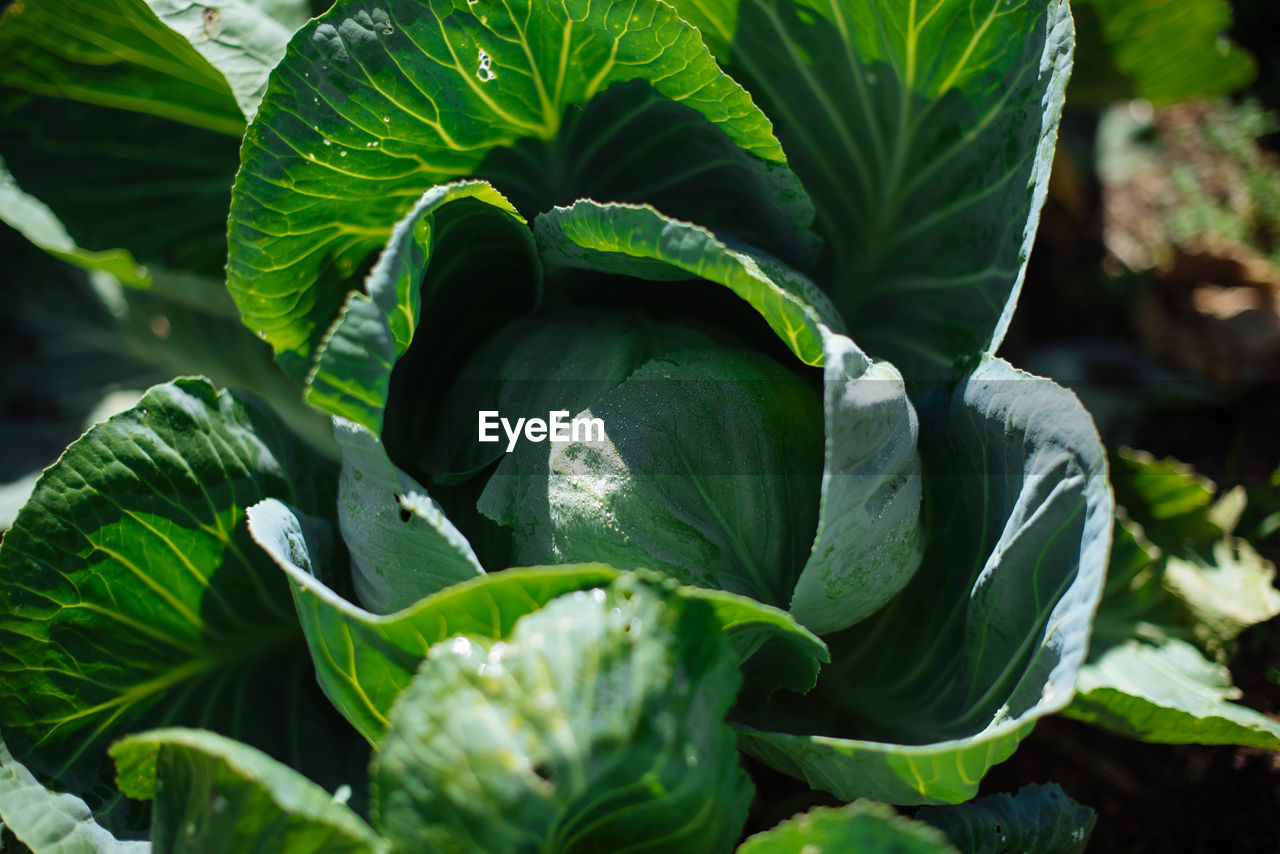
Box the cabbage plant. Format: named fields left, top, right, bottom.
left=0, top=0, right=1112, bottom=850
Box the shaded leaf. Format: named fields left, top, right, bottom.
left=144, top=0, right=297, bottom=122
left=304, top=181, right=534, bottom=434
left=332, top=418, right=483, bottom=613
left=0, top=162, right=148, bottom=287
left=0, top=0, right=243, bottom=136
left=915, top=783, right=1095, bottom=854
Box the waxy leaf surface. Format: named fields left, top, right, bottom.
left=667, top=0, right=1074, bottom=381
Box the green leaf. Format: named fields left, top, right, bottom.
left=666, top=0, right=1074, bottom=381
left=371, top=575, right=752, bottom=853
left=0, top=378, right=354, bottom=818
left=535, top=201, right=842, bottom=367
left=915, top=783, right=1095, bottom=854
left=737, top=801, right=959, bottom=854
left=0, top=735, right=146, bottom=854
left=332, top=418, right=483, bottom=613
left=249, top=499, right=828, bottom=740
left=740, top=357, right=1112, bottom=804
left=142, top=0, right=298, bottom=122
left=227, top=0, right=810, bottom=379
left=305, top=180, right=534, bottom=434
left=1065, top=632, right=1280, bottom=749
left=1071, top=454, right=1280, bottom=748
left=111, top=729, right=384, bottom=853
left=0, top=0, right=244, bottom=136
left=1070, top=0, right=1255, bottom=106
left=737, top=724, right=1035, bottom=806
left=1112, top=447, right=1236, bottom=552
left=531, top=202, right=924, bottom=634
left=0, top=0, right=304, bottom=278
left=1065, top=517, right=1280, bottom=749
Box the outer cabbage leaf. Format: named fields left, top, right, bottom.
left=738, top=357, right=1112, bottom=804
left=0, top=0, right=305, bottom=278
left=666, top=0, right=1073, bottom=382
left=0, top=379, right=357, bottom=820
left=111, top=729, right=384, bottom=854
left=1070, top=0, right=1255, bottom=106
left=0, top=736, right=146, bottom=854
left=305, top=180, right=537, bottom=435
left=227, top=0, right=814, bottom=380
left=371, top=576, right=752, bottom=853
left=534, top=202, right=923, bottom=634
left=915, top=783, right=1095, bottom=854
left=248, top=498, right=828, bottom=741
left=142, top=0, right=302, bottom=122
left=0, top=0, right=244, bottom=136
left=332, top=419, right=483, bottom=613
left=736, top=801, right=959, bottom=853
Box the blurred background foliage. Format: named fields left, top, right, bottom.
left=994, top=0, right=1280, bottom=849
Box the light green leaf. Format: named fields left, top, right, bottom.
left=915, top=783, right=1095, bottom=854
left=1072, top=453, right=1280, bottom=748
left=737, top=724, right=1035, bottom=806
left=371, top=575, right=752, bottom=853
left=535, top=201, right=842, bottom=367
left=0, top=0, right=243, bottom=136
left=250, top=499, right=828, bottom=739
left=1064, top=515, right=1280, bottom=748
left=332, top=418, right=483, bottom=613
left=1066, top=631, right=1280, bottom=749
left=111, top=729, right=383, bottom=853
left=0, top=736, right=146, bottom=854
left=227, top=0, right=810, bottom=380
left=1071, top=0, right=1255, bottom=106
left=1164, top=539, right=1280, bottom=650
left=666, top=0, right=1074, bottom=381
left=741, top=357, right=1112, bottom=804
left=531, top=202, right=924, bottom=634
left=737, top=800, right=959, bottom=854
left=305, top=180, right=534, bottom=434
left=0, top=0, right=293, bottom=278
left=143, top=0, right=296, bottom=122
left=0, top=379, right=354, bottom=819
